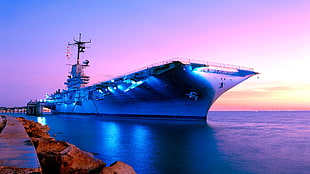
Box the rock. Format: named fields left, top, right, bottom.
left=0, top=116, right=7, bottom=133
left=16, top=117, right=136, bottom=174
left=0, top=166, right=42, bottom=174
left=100, top=161, right=136, bottom=174
left=17, top=117, right=105, bottom=174
left=35, top=136, right=67, bottom=154
left=59, top=143, right=105, bottom=173
left=16, top=117, right=50, bottom=138
left=37, top=140, right=106, bottom=174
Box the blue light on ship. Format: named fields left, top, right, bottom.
left=192, top=67, right=204, bottom=73
left=108, top=86, right=114, bottom=93
left=124, top=80, right=144, bottom=92
left=117, top=84, right=126, bottom=91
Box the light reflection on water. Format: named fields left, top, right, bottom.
left=102, top=122, right=120, bottom=151
left=37, top=117, right=46, bottom=125
left=8, top=111, right=310, bottom=174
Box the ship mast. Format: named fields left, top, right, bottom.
left=68, top=33, right=91, bottom=65
left=65, top=34, right=91, bottom=90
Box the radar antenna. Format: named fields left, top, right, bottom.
left=68, top=33, right=91, bottom=65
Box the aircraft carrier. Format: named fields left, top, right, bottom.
left=45, top=34, right=258, bottom=120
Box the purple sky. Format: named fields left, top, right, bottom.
left=1, top=0, right=310, bottom=110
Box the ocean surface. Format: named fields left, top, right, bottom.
left=7, top=111, right=310, bottom=174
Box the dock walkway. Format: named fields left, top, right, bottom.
left=0, top=115, right=41, bottom=173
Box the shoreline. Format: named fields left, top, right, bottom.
left=1, top=115, right=136, bottom=174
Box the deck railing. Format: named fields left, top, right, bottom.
left=125, top=57, right=254, bottom=75
left=97, top=57, right=255, bottom=83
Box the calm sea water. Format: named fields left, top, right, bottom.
left=8, top=111, right=310, bottom=174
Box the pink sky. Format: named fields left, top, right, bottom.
left=1, top=0, right=310, bottom=110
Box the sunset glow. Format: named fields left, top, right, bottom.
left=1, top=0, right=309, bottom=111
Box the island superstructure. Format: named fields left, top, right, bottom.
left=45, top=34, right=258, bottom=120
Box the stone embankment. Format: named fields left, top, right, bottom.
left=1, top=116, right=136, bottom=174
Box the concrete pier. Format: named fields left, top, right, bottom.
left=26, top=101, right=46, bottom=116
left=0, top=115, right=42, bottom=173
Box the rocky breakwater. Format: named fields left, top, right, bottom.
left=0, top=115, right=7, bottom=132
left=16, top=117, right=136, bottom=174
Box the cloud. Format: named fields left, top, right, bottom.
left=211, top=82, right=310, bottom=111
left=223, top=83, right=310, bottom=99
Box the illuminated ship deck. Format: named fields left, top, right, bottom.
left=46, top=58, right=257, bottom=120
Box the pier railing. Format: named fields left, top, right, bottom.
left=0, top=101, right=48, bottom=116
left=0, top=106, right=27, bottom=114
